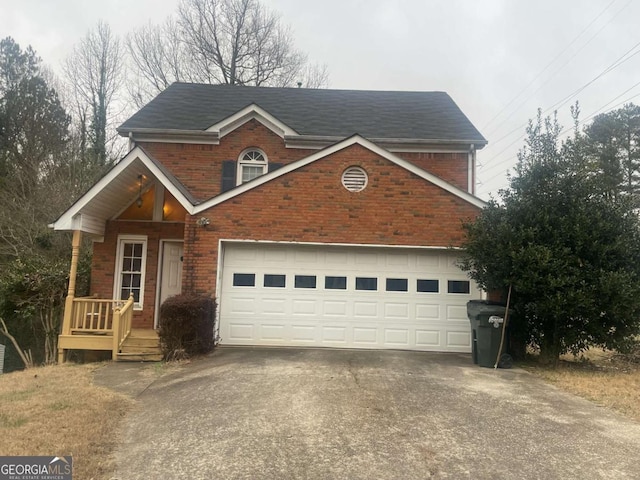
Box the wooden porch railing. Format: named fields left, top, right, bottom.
left=58, top=294, right=135, bottom=362
left=112, top=295, right=134, bottom=360
left=69, top=297, right=116, bottom=333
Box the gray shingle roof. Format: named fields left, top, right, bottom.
left=119, top=83, right=486, bottom=144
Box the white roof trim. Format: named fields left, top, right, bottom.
left=205, top=104, right=298, bottom=138
left=194, top=135, right=487, bottom=213
left=50, top=146, right=196, bottom=231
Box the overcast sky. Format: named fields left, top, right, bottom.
left=1, top=0, right=639, bottom=198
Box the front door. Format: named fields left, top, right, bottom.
left=156, top=241, right=183, bottom=328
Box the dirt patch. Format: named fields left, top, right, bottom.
left=0, top=363, right=133, bottom=480
left=526, top=349, right=640, bottom=422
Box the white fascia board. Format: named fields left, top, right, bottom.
left=121, top=128, right=220, bottom=144
left=206, top=104, right=298, bottom=138
left=219, top=238, right=465, bottom=251
left=284, top=135, right=484, bottom=153
left=51, top=146, right=196, bottom=231
left=194, top=135, right=487, bottom=213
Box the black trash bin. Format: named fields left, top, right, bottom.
left=467, top=300, right=512, bottom=368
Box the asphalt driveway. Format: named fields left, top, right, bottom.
left=99, top=348, right=640, bottom=479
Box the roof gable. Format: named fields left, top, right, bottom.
left=206, top=103, right=298, bottom=138
left=51, top=147, right=196, bottom=233
left=194, top=135, right=486, bottom=214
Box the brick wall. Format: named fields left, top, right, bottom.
left=182, top=143, right=480, bottom=296
left=140, top=120, right=470, bottom=200
left=140, top=120, right=311, bottom=201
left=94, top=125, right=477, bottom=324
left=398, top=151, right=469, bottom=191
left=91, top=221, right=185, bottom=328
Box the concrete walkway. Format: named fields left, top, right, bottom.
left=97, top=348, right=640, bottom=479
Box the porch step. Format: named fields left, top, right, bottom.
left=117, top=352, right=163, bottom=362
left=117, top=329, right=162, bottom=361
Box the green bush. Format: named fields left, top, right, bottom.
left=158, top=294, right=215, bottom=360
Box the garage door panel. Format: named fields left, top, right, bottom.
left=323, top=301, right=348, bottom=316
left=353, top=301, right=378, bottom=317
left=446, top=304, right=469, bottom=321
left=415, top=329, right=441, bottom=347
left=322, top=326, right=348, bottom=343
left=384, top=329, right=410, bottom=346
left=447, top=330, right=472, bottom=348
left=353, top=327, right=378, bottom=344
left=229, top=297, right=255, bottom=313
left=291, top=324, right=317, bottom=342
left=416, top=303, right=440, bottom=320
left=386, top=253, right=409, bottom=267
left=228, top=323, right=255, bottom=340
left=325, top=251, right=349, bottom=265
left=260, top=324, right=286, bottom=340
left=384, top=303, right=409, bottom=319
left=264, top=249, right=287, bottom=262
left=292, top=299, right=317, bottom=315
left=219, top=244, right=481, bottom=351
left=262, top=298, right=287, bottom=314
left=417, top=255, right=439, bottom=268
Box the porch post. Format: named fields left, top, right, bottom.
left=58, top=230, right=82, bottom=363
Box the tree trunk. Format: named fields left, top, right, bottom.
left=0, top=317, right=34, bottom=369
left=538, top=332, right=561, bottom=367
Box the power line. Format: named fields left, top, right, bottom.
left=481, top=36, right=640, bottom=164
left=479, top=89, right=640, bottom=191
left=484, top=0, right=632, bottom=140
left=481, top=0, right=618, bottom=132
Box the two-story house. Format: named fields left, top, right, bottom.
left=53, top=84, right=487, bottom=361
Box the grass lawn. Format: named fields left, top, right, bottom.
left=525, top=349, right=640, bottom=422
left=0, top=363, right=133, bottom=480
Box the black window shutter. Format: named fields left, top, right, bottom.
left=221, top=160, right=236, bottom=192
left=268, top=162, right=284, bottom=173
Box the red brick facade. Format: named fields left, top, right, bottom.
left=182, top=143, right=480, bottom=296
left=140, top=120, right=470, bottom=200
left=93, top=124, right=479, bottom=327
left=91, top=221, right=184, bottom=328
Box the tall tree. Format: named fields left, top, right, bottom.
left=0, top=37, right=70, bottom=230
left=0, top=38, right=95, bottom=369
left=126, top=18, right=193, bottom=107
left=584, top=104, right=640, bottom=203
left=127, top=0, right=328, bottom=107
left=461, top=110, right=640, bottom=363
left=64, top=21, right=124, bottom=165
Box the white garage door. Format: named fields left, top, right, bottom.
left=218, top=243, right=481, bottom=352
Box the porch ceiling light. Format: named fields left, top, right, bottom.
left=136, top=174, right=143, bottom=208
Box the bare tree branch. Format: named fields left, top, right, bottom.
left=127, top=0, right=328, bottom=105
left=64, top=21, right=123, bottom=165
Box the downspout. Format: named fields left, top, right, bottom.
left=128, top=131, right=134, bottom=151
left=468, top=144, right=476, bottom=195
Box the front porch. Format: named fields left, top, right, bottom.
left=58, top=293, right=162, bottom=362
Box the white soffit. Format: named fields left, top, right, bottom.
left=50, top=147, right=195, bottom=232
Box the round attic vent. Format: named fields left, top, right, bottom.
left=341, top=166, right=368, bottom=192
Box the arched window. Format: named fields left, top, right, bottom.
left=238, top=149, right=268, bottom=184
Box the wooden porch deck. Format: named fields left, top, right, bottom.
left=58, top=296, right=162, bottom=362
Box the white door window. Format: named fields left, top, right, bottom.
left=114, top=235, right=147, bottom=309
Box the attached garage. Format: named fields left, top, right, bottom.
left=218, top=242, right=481, bottom=352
